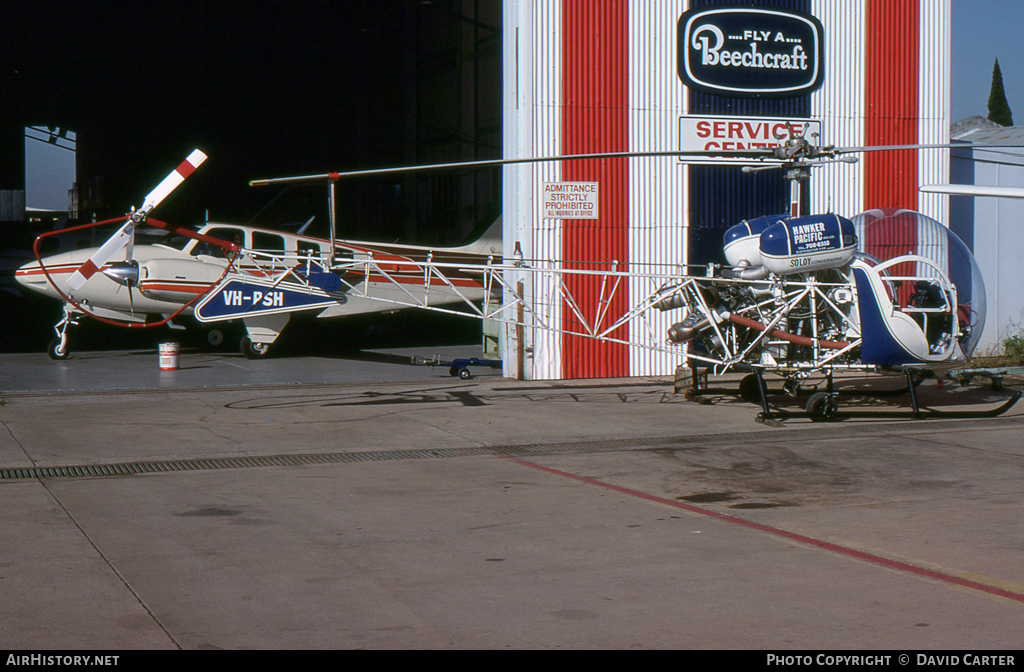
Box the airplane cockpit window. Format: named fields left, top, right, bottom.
left=155, top=234, right=191, bottom=251
left=192, top=227, right=245, bottom=258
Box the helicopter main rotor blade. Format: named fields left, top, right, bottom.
left=66, top=150, right=207, bottom=291
left=249, top=149, right=778, bottom=186
left=138, top=149, right=208, bottom=216
left=920, top=183, right=1024, bottom=199
left=834, top=141, right=1024, bottom=154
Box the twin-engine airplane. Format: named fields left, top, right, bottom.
left=15, top=152, right=500, bottom=360
left=15, top=130, right=1024, bottom=421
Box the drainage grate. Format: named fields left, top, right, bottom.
left=3, top=414, right=1022, bottom=482
left=0, top=445, right=546, bottom=481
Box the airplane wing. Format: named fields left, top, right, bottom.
left=920, top=184, right=1024, bottom=199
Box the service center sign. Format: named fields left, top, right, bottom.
left=679, top=115, right=821, bottom=163
left=678, top=6, right=824, bottom=98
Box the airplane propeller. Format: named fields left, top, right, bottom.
left=66, top=149, right=207, bottom=291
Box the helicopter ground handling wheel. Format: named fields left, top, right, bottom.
left=805, top=391, right=838, bottom=422
left=738, top=373, right=762, bottom=403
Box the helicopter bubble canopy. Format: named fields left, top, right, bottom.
left=851, top=208, right=986, bottom=357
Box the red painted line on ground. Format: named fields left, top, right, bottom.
left=508, top=457, right=1024, bottom=604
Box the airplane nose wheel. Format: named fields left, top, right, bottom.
left=48, top=305, right=78, bottom=360
left=47, top=338, right=70, bottom=360
left=805, top=391, right=838, bottom=422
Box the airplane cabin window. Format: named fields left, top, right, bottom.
left=252, top=232, right=286, bottom=254
left=297, top=241, right=323, bottom=259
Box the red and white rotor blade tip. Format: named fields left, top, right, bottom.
left=139, top=149, right=207, bottom=215
left=65, top=150, right=207, bottom=291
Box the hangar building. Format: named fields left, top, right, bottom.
left=499, top=0, right=951, bottom=380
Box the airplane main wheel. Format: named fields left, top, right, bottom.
left=205, top=328, right=226, bottom=348
left=805, top=391, right=838, bottom=422
left=47, top=338, right=70, bottom=360
left=240, top=336, right=270, bottom=360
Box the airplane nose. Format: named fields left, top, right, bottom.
left=14, top=258, right=48, bottom=292
left=15, top=258, right=38, bottom=286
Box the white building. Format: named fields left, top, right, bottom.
left=948, top=125, right=1024, bottom=353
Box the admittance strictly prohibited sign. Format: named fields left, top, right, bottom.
left=543, top=182, right=599, bottom=219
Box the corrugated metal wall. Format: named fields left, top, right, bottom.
left=628, top=0, right=689, bottom=376
left=810, top=0, right=865, bottom=218
left=560, top=0, right=631, bottom=379
left=865, top=0, right=920, bottom=212
left=917, top=1, right=951, bottom=222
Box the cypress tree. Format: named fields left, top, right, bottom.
left=988, top=58, right=1014, bottom=126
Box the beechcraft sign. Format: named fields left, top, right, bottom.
left=677, top=6, right=824, bottom=98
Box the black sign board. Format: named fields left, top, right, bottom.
left=678, top=6, right=824, bottom=98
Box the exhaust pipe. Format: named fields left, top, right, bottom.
left=655, top=283, right=719, bottom=311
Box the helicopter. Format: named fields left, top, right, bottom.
left=19, top=131, right=1024, bottom=421
left=224, top=127, right=1022, bottom=422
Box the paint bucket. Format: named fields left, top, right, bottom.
left=159, top=342, right=180, bottom=371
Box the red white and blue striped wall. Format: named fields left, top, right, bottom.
left=503, top=0, right=950, bottom=380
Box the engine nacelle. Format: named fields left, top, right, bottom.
left=759, top=214, right=857, bottom=276
left=138, top=258, right=228, bottom=302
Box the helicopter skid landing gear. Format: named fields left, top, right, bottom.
left=906, top=370, right=924, bottom=418
left=749, top=371, right=786, bottom=426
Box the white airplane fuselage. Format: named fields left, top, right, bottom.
left=16, top=220, right=502, bottom=349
